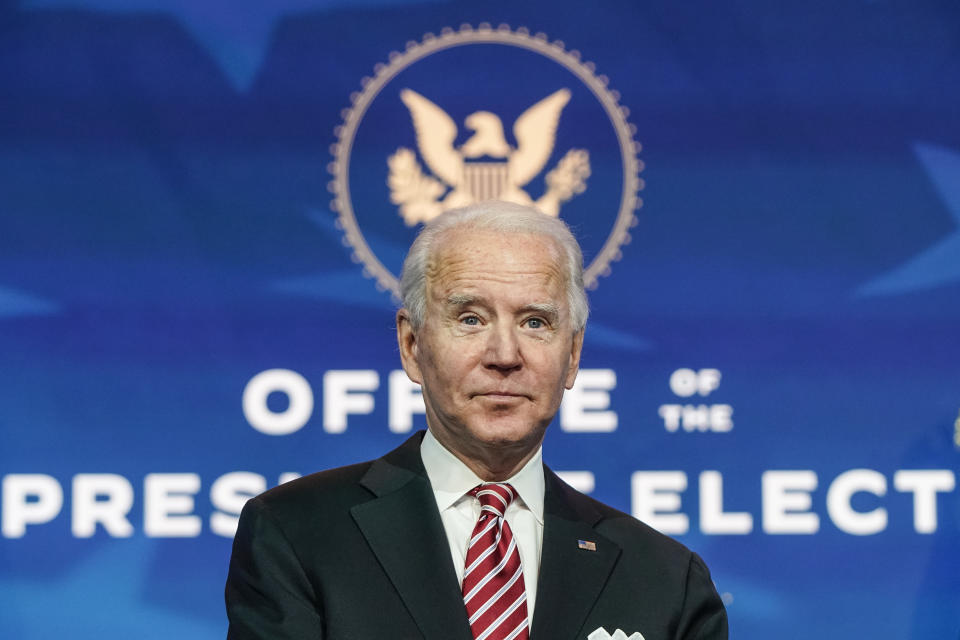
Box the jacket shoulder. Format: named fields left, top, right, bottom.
left=247, top=459, right=376, bottom=524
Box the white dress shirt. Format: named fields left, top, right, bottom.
left=420, top=429, right=545, bottom=624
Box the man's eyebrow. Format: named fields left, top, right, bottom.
left=444, top=296, right=560, bottom=318
left=522, top=302, right=560, bottom=318
left=446, top=293, right=481, bottom=307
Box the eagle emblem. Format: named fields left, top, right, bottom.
left=387, top=88, right=591, bottom=225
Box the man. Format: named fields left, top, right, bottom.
left=225, top=201, right=728, bottom=639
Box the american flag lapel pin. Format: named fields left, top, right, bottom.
left=578, top=539, right=597, bottom=551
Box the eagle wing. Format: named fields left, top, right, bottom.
left=399, top=89, right=463, bottom=187
left=508, top=88, right=571, bottom=187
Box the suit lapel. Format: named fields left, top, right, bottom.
left=350, top=434, right=473, bottom=640
left=531, top=469, right=621, bottom=640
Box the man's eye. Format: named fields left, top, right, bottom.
left=461, top=316, right=480, bottom=326
left=525, top=317, right=545, bottom=329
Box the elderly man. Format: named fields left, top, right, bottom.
left=225, top=201, right=728, bottom=639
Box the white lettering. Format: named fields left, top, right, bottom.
left=699, top=471, right=752, bottom=534
left=388, top=370, right=425, bottom=433
left=762, top=470, right=819, bottom=534
left=561, top=369, right=617, bottom=432
left=669, top=368, right=722, bottom=397
left=659, top=404, right=682, bottom=432
left=826, top=469, right=887, bottom=535
left=323, top=370, right=378, bottom=433
left=669, top=369, right=698, bottom=397
left=697, top=369, right=722, bottom=396
left=894, top=470, right=955, bottom=533
left=658, top=404, right=732, bottom=432
left=243, top=369, right=314, bottom=435
left=631, top=471, right=689, bottom=535
left=144, top=473, right=201, bottom=537
left=72, top=474, right=134, bottom=538
left=210, top=472, right=267, bottom=538
left=682, top=405, right=710, bottom=431
left=709, top=404, right=733, bottom=432
left=2, top=474, right=63, bottom=538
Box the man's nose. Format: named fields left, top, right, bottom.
left=482, top=323, right=522, bottom=371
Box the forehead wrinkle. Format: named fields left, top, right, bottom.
left=429, top=256, right=566, bottom=290
left=429, top=229, right=564, bottom=271
left=424, top=230, right=569, bottom=309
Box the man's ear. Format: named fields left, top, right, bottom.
left=564, top=328, right=585, bottom=390
left=396, top=309, right=423, bottom=385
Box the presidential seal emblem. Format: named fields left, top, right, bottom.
left=390, top=87, right=589, bottom=223
left=330, top=24, right=643, bottom=295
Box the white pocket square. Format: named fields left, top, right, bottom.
left=587, top=627, right=645, bottom=640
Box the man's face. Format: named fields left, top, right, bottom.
left=397, top=229, right=584, bottom=468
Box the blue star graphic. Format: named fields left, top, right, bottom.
left=269, top=209, right=401, bottom=308
left=584, top=322, right=653, bottom=352
left=0, top=285, right=59, bottom=318
left=24, top=0, right=446, bottom=91
left=271, top=268, right=397, bottom=308
left=0, top=539, right=221, bottom=638
left=858, top=143, right=960, bottom=297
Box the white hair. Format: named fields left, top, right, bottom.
left=399, top=201, right=589, bottom=331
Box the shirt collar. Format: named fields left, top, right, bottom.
left=420, top=428, right=545, bottom=524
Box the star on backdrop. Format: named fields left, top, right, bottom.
left=583, top=323, right=653, bottom=352
left=0, top=540, right=221, bottom=637
left=23, top=0, right=449, bottom=91
left=0, top=286, right=60, bottom=318
left=858, top=143, right=960, bottom=297
left=269, top=209, right=401, bottom=308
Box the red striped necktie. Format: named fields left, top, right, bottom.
left=461, top=483, right=530, bottom=640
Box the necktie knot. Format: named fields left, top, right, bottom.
left=470, top=483, right=516, bottom=520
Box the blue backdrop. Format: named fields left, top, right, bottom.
left=2, top=1, right=959, bottom=638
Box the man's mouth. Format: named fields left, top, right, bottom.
left=475, top=391, right=526, bottom=400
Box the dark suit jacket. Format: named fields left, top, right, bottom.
left=225, top=432, right=727, bottom=639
